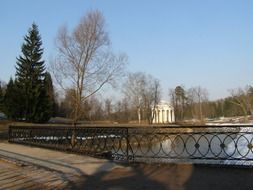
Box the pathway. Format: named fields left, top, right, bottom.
left=0, top=142, right=253, bottom=190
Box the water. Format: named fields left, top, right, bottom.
left=125, top=127, right=253, bottom=166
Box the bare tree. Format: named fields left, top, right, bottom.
left=88, top=96, right=104, bottom=121
left=51, top=10, right=127, bottom=124
left=104, top=98, right=112, bottom=121
left=229, top=85, right=253, bottom=118
left=123, top=72, right=145, bottom=123
left=123, top=72, right=161, bottom=124
left=148, top=79, right=161, bottom=124
left=187, top=86, right=208, bottom=122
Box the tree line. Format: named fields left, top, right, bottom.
left=54, top=77, right=253, bottom=124
left=169, top=85, right=253, bottom=123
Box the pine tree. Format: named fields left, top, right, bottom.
left=15, top=23, right=51, bottom=122
left=45, top=72, right=58, bottom=116
left=38, top=72, right=55, bottom=122
left=3, top=78, right=24, bottom=120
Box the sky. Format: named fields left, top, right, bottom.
left=1, top=0, right=253, bottom=101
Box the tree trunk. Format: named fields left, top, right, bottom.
left=138, top=108, right=141, bottom=124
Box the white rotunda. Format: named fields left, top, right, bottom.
left=152, top=101, right=175, bottom=124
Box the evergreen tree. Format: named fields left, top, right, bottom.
left=38, top=72, right=55, bottom=122
left=3, top=78, right=24, bottom=119
left=15, top=23, right=52, bottom=122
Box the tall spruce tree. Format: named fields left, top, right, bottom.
left=15, top=23, right=51, bottom=122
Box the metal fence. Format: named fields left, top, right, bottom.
left=8, top=125, right=253, bottom=166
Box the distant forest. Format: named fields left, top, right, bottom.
left=1, top=80, right=252, bottom=124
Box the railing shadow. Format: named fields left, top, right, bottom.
left=75, top=162, right=194, bottom=190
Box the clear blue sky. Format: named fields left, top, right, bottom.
left=1, top=0, right=253, bottom=100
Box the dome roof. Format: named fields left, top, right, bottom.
left=155, top=100, right=173, bottom=110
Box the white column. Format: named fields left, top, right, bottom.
left=156, top=110, right=158, bottom=123
left=166, top=110, right=169, bottom=123
left=167, top=109, right=170, bottom=123
left=157, top=110, right=159, bottom=123
left=163, top=109, right=166, bottom=123
left=162, top=110, right=164, bottom=123
left=168, top=108, right=171, bottom=123
left=138, top=108, right=141, bottom=124
left=159, top=110, right=162, bottom=123
left=154, top=110, right=157, bottom=124
left=171, top=110, right=175, bottom=122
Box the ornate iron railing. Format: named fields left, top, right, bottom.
left=8, top=125, right=253, bottom=166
